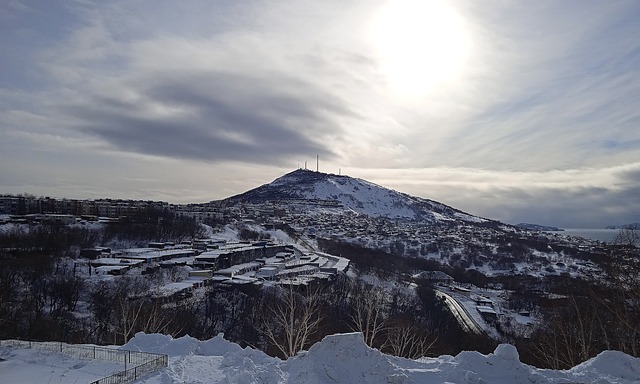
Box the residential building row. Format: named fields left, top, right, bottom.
left=0, top=195, right=169, bottom=218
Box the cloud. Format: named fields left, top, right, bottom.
left=25, top=0, right=640, bottom=172
left=351, top=162, right=640, bottom=228
left=405, top=0, right=640, bottom=171
left=1, top=0, right=640, bottom=228
left=24, top=6, right=376, bottom=164
left=58, top=68, right=349, bottom=164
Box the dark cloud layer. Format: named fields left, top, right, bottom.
left=475, top=183, right=640, bottom=228
left=61, top=70, right=351, bottom=164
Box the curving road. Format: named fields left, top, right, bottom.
left=435, top=289, right=484, bottom=335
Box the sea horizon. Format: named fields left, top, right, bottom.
left=548, top=228, right=620, bottom=243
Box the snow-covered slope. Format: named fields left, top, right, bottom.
left=226, top=169, right=489, bottom=224
left=122, top=332, right=639, bottom=384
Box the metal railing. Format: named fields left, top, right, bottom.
left=0, top=339, right=168, bottom=384
left=90, top=354, right=168, bottom=384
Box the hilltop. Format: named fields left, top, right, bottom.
left=226, top=169, right=492, bottom=223
left=218, top=169, right=608, bottom=280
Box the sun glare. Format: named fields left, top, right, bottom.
left=368, top=0, right=471, bottom=98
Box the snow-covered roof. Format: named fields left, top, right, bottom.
left=91, top=258, right=144, bottom=266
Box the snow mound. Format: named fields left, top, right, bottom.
left=570, top=350, right=640, bottom=383
left=122, top=332, right=243, bottom=357
left=285, top=333, right=420, bottom=384
left=450, top=344, right=542, bottom=384
left=494, top=343, right=519, bottom=361
left=123, top=332, right=640, bottom=384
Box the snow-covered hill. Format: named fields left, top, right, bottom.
left=215, top=169, right=613, bottom=280
left=227, top=169, right=489, bottom=224
left=118, top=332, right=639, bottom=383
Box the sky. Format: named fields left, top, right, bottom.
left=1, top=0, right=640, bottom=228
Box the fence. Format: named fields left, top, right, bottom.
left=89, top=354, right=168, bottom=384
left=0, top=339, right=168, bottom=384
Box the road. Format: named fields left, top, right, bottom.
left=435, top=289, right=484, bottom=335
left=292, top=232, right=485, bottom=335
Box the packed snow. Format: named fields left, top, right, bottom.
left=4, top=332, right=635, bottom=384
left=127, top=332, right=640, bottom=384
left=308, top=176, right=419, bottom=219
left=0, top=345, right=124, bottom=383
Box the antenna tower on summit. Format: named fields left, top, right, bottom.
left=316, top=154, right=319, bottom=172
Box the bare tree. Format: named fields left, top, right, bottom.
left=104, top=276, right=173, bottom=344
left=200, top=287, right=248, bottom=338
left=383, top=319, right=438, bottom=359
left=612, top=224, right=639, bottom=248
left=115, top=297, right=176, bottom=344
left=0, top=263, right=20, bottom=336
left=530, top=295, right=600, bottom=369
left=592, top=258, right=640, bottom=356
left=259, top=285, right=325, bottom=358
left=115, top=296, right=146, bottom=344
left=348, top=283, right=387, bottom=348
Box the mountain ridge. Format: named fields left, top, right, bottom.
left=214, top=168, right=612, bottom=280
left=515, top=223, right=564, bottom=232
left=223, top=168, right=493, bottom=225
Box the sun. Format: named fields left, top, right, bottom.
left=367, top=0, right=471, bottom=98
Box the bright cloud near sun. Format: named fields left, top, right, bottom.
left=366, top=0, right=472, bottom=98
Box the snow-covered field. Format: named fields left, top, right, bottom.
left=0, top=345, right=124, bottom=383
left=2, top=333, right=638, bottom=384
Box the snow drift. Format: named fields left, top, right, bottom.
left=123, top=332, right=640, bottom=383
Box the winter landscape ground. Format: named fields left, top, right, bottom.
left=2, top=332, right=640, bottom=384
left=1, top=170, right=639, bottom=383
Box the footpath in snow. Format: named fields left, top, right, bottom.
left=122, top=332, right=640, bottom=384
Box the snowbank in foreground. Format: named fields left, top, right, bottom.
left=123, top=332, right=640, bottom=384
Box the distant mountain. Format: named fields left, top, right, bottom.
left=515, top=223, right=564, bottom=232
left=605, top=223, right=640, bottom=229
left=225, top=169, right=492, bottom=225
